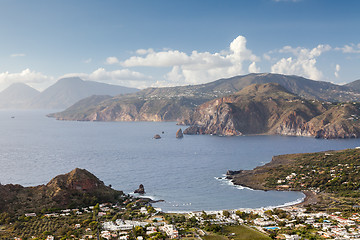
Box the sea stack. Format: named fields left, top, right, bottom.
left=176, top=128, right=183, bottom=138
left=134, top=184, right=145, bottom=194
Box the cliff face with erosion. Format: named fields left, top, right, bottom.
left=181, top=83, right=360, bottom=139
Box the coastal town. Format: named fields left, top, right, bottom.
left=3, top=149, right=360, bottom=239
left=4, top=195, right=360, bottom=240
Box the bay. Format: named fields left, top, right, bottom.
left=1, top=110, right=360, bottom=212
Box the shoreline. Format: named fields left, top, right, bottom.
left=160, top=182, right=309, bottom=214
left=293, top=190, right=318, bottom=207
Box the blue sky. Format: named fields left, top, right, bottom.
left=0, top=0, right=360, bottom=91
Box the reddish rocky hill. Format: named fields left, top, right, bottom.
left=181, top=83, right=360, bottom=139
left=0, top=168, right=123, bottom=215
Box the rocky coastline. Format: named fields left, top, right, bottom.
left=181, top=83, right=360, bottom=139
left=225, top=170, right=317, bottom=208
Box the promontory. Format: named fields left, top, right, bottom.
left=181, top=83, right=360, bottom=139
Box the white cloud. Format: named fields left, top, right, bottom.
left=263, top=53, right=271, bottom=61
left=336, top=43, right=360, bottom=53
left=122, top=50, right=190, bottom=67
left=10, top=53, right=26, bottom=57
left=248, top=62, right=260, bottom=73
left=0, top=68, right=55, bottom=91
left=336, top=64, right=341, bottom=72
left=106, top=56, right=120, bottom=65
left=335, top=64, right=341, bottom=78
left=271, top=44, right=331, bottom=80
left=136, top=48, right=154, bottom=55
left=120, top=35, right=259, bottom=85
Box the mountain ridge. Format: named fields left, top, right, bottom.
left=0, top=77, right=139, bottom=110
left=181, top=83, right=360, bottom=139
left=50, top=73, right=360, bottom=121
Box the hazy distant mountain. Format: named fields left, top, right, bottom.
left=0, top=83, right=40, bottom=109
left=49, top=73, right=360, bottom=121
left=29, top=77, right=139, bottom=109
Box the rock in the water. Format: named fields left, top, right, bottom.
left=176, top=128, right=184, bottom=138
left=154, top=134, right=161, bottom=139
left=226, top=170, right=242, bottom=176
left=134, top=184, right=145, bottom=194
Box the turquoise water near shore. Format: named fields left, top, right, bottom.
left=1, top=110, right=360, bottom=212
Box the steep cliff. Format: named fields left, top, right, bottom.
left=182, top=83, right=360, bottom=139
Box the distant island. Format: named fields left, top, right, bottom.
left=0, top=77, right=138, bottom=109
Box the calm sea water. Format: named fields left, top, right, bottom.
left=1, top=110, right=360, bottom=212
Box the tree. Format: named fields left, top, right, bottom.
left=222, top=210, right=230, bottom=218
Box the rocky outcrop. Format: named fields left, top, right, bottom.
left=226, top=170, right=242, bottom=176
left=0, top=168, right=123, bottom=215
left=176, top=128, right=184, bottom=138
left=181, top=83, right=360, bottom=139
left=134, top=184, right=145, bottom=194
left=154, top=134, right=161, bottom=139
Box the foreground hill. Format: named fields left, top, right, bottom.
left=49, top=73, right=360, bottom=121
left=29, top=77, right=139, bottom=109
left=0, top=168, right=123, bottom=215
left=0, top=83, right=40, bottom=109
left=182, top=83, right=360, bottom=139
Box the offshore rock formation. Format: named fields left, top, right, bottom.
left=153, top=134, right=161, bottom=139
left=181, top=83, right=360, bottom=139
left=0, top=168, right=123, bottom=215
left=176, top=128, right=184, bottom=138
left=134, top=184, right=145, bottom=194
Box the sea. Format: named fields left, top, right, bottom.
left=1, top=110, right=360, bottom=213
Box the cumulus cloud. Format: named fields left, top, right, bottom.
left=122, top=50, right=190, bottom=67
left=248, top=62, right=260, bottom=73
left=0, top=68, right=54, bottom=91
left=106, top=56, right=120, bottom=65
left=263, top=53, right=272, bottom=61
left=136, top=48, right=155, bottom=55
left=335, top=64, right=341, bottom=78
left=119, top=35, right=259, bottom=85
left=271, top=44, right=331, bottom=80
left=336, top=43, right=360, bottom=54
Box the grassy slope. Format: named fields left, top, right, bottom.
left=230, top=148, right=360, bottom=210
left=203, top=225, right=271, bottom=240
